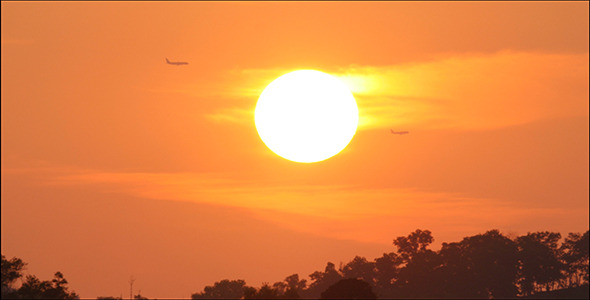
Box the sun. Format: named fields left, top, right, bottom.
left=255, top=70, right=359, bottom=163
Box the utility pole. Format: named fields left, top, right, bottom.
left=129, top=276, right=135, bottom=300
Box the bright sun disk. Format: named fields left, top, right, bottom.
left=255, top=70, right=359, bottom=163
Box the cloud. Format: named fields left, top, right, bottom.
left=43, top=168, right=583, bottom=244
left=209, top=51, right=589, bottom=132
left=206, top=107, right=254, bottom=124
left=337, top=51, right=589, bottom=131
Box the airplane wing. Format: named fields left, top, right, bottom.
left=166, top=58, right=188, bottom=65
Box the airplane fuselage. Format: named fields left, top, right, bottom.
left=166, top=58, right=188, bottom=65
left=391, top=130, right=409, bottom=134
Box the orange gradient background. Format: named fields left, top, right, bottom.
left=2, top=2, right=589, bottom=299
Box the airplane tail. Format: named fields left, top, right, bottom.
left=166, top=57, right=170, bottom=63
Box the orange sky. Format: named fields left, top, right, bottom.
left=2, top=2, right=589, bottom=299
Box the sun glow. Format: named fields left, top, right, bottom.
left=255, top=70, right=359, bottom=163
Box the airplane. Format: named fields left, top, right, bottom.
left=391, top=129, right=409, bottom=135
left=166, top=58, right=188, bottom=65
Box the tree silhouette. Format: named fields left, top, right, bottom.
left=17, top=272, right=79, bottom=299
left=560, top=230, right=589, bottom=287
left=1, top=255, right=27, bottom=298
left=191, top=279, right=250, bottom=299
left=242, top=286, right=257, bottom=299
left=3, top=227, right=588, bottom=300
left=240, top=274, right=307, bottom=299
left=372, top=252, right=401, bottom=298
left=341, top=256, right=376, bottom=286
left=439, top=230, right=519, bottom=298
left=271, top=281, right=288, bottom=298
left=303, top=262, right=343, bottom=299
left=517, top=231, right=564, bottom=295
left=134, top=293, right=149, bottom=299
left=1, top=255, right=78, bottom=299
left=243, top=282, right=280, bottom=299
left=320, top=278, right=376, bottom=299
left=191, top=228, right=589, bottom=299
left=388, top=229, right=444, bottom=298
left=393, top=229, right=433, bottom=263
left=393, top=248, right=442, bottom=298
left=274, top=273, right=307, bottom=299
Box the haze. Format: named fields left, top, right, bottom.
left=2, top=2, right=588, bottom=299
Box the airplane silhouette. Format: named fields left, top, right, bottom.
left=166, top=58, right=188, bottom=65
left=391, top=129, right=409, bottom=135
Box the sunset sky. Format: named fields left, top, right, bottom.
left=2, top=2, right=589, bottom=299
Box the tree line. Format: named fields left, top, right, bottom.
left=1, top=255, right=78, bottom=299
left=2, top=228, right=588, bottom=299
left=191, top=229, right=589, bottom=299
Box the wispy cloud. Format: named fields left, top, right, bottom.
left=41, top=168, right=580, bottom=244
left=337, top=51, right=589, bottom=131
left=208, top=51, right=589, bottom=132
left=206, top=107, right=254, bottom=124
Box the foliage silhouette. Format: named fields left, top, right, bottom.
left=521, top=284, right=589, bottom=299
left=372, top=252, right=401, bottom=298
left=320, top=278, right=376, bottom=299
left=192, top=229, right=588, bottom=299
left=1, top=255, right=26, bottom=298
left=134, top=293, right=149, bottom=299
left=267, top=273, right=307, bottom=299
left=393, top=229, right=433, bottom=263
left=560, top=231, right=589, bottom=287
left=191, top=279, right=250, bottom=299
left=1, top=255, right=78, bottom=299
left=517, top=231, right=564, bottom=295
left=17, top=272, right=79, bottom=299
left=439, top=230, right=519, bottom=298
left=244, top=282, right=280, bottom=299
left=282, top=273, right=307, bottom=298
left=341, top=256, right=376, bottom=285
left=3, top=227, right=588, bottom=299
left=302, top=262, right=344, bottom=298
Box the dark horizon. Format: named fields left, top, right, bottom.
left=3, top=228, right=588, bottom=299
